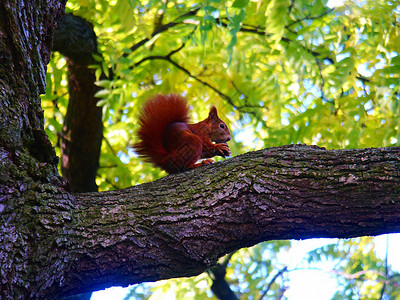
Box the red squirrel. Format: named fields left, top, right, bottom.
left=133, top=94, right=231, bottom=174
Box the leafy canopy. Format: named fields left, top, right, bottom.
left=43, top=0, right=400, bottom=187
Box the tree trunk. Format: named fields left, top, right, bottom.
left=0, top=0, right=69, bottom=298
left=53, top=14, right=103, bottom=192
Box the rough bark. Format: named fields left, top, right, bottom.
left=4, top=144, right=400, bottom=298
left=53, top=14, right=103, bottom=192
left=64, top=146, right=400, bottom=295
left=0, top=0, right=69, bottom=299
left=0, top=0, right=65, bottom=168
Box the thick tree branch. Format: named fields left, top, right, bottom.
left=6, top=144, right=398, bottom=298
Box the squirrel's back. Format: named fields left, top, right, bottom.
left=134, top=94, right=190, bottom=168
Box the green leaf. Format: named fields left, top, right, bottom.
left=232, top=0, right=250, bottom=9
left=94, top=89, right=110, bottom=98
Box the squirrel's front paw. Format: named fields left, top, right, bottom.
left=216, top=143, right=231, bottom=158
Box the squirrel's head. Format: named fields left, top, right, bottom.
left=207, top=106, right=231, bottom=143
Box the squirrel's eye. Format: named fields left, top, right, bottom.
left=220, top=123, right=225, bottom=129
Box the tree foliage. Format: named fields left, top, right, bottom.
left=43, top=0, right=400, bottom=186
left=39, top=0, right=400, bottom=298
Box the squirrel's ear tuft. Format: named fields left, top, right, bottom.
left=208, top=106, right=218, bottom=119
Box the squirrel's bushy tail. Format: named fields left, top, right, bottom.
left=134, top=94, right=190, bottom=169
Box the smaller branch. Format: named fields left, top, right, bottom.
left=219, top=251, right=236, bottom=269
left=332, top=269, right=400, bottom=288
left=316, top=58, right=326, bottom=100
left=379, top=235, right=389, bottom=300
left=230, top=80, right=262, bottom=114
left=217, top=17, right=335, bottom=64
left=128, top=7, right=200, bottom=55
left=288, top=0, right=296, bottom=14
left=285, top=8, right=335, bottom=29
left=356, top=74, right=371, bottom=84
left=259, top=266, right=288, bottom=300
left=168, top=59, right=237, bottom=107
left=231, top=80, right=248, bottom=101
left=217, top=17, right=265, bottom=36
left=166, top=43, right=186, bottom=58
left=104, top=177, right=121, bottom=190
left=103, top=136, right=118, bottom=157
left=99, top=164, right=118, bottom=169
left=207, top=252, right=239, bottom=300
left=134, top=42, right=239, bottom=110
